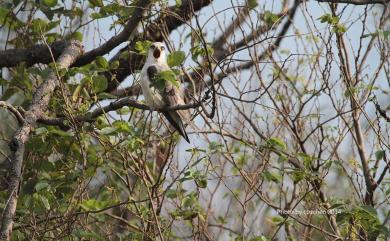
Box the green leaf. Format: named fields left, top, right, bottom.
left=249, top=236, right=270, bottom=241
left=267, top=137, right=286, bottom=150
left=0, top=7, right=23, bottom=30
left=70, top=31, right=83, bottom=41
left=156, top=70, right=180, bottom=88
left=80, top=199, right=110, bottom=211
left=333, top=24, right=347, bottom=33
left=375, top=150, right=385, bottom=161
left=118, top=6, right=135, bottom=18
left=95, top=56, right=109, bottom=69
left=247, top=0, right=258, bottom=9
left=72, top=229, right=105, bottom=241
left=35, top=127, right=48, bottom=135
left=182, top=193, right=197, bottom=208
left=298, top=152, right=313, bottom=169
left=262, top=170, right=282, bottom=183
left=110, top=60, right=120, bottom=69
left=92, top=75, right=108, bottom=93
left=135, top=40, right=152, bottom=55
left=49, top=128, right=73, bottom=137
left=88, top=0, right=103, bottom=7
left=116, top=107, right=131, bottom=115
left=175, top=0, right=182, bottom=7
left=113, top=120, right=133, bottom=133
left=42, top=0, right=57, bottom=7
left=97, top=92, right=117, bottom=99
left=99, top=126, right=117, bottom=135
left=166, top=189, right=178, bottom=198
left=40, top=195, right=50, bottom=210
left=0, top=7, right=9, bottom=23
left=31, top=18, right=48, bottom=33
left=46, top=20, right=60, bottom=31
left=382, top=30, right=390, bottom=39
left=35, top=182, right=50, bottom=192
left=319, top=14, right=332, bottom=24
left=46, top=33, right=60, bottom=44
left=209, top=141, right=223, bottom=151
left=167, top=51, right=186, bottom=67
left=359, top=205, right=377, bottom=217
left=190, top=44, right=214, bottom=61
left=196, top=178, right=207, bottom=188
left=270, top=215, right=284, bottom=225
left=289, top=170, right=305, bottom=184
left=263, top=11, right=278, bottom=26
left=90, top=12, right=104, bottom=19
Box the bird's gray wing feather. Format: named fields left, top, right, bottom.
left=161, top=85, right=190, bottom=143
left=147, top=65, right=158, bottom=83
left=147, top=64, right=190, bottom=143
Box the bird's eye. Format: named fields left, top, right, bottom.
left=161, top=46, right=165, bottom=51
left=150, top=45, right=155, bottom=49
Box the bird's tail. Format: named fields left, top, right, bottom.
left=163, top=111, right=190, bottom=143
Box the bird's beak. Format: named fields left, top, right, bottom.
left=153, top=47, right=161, bottom=59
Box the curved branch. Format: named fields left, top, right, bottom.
left=0, top=102, right=24, bottom=125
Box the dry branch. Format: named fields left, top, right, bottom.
left=316, top=0, right=390, bottom=4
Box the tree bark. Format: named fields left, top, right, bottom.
left=0, top=40, right=83, bottom=241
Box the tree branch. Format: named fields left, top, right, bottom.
left=0, top=1, right=150, bottom=69
left=316, top=0, right=390, bottom=5
left=374, top=101, right=390, bottom=122
left=0, top=41, right=67, bottom=68
left=0, top=102, right=24, bottom=125
left=0, top=40, right=83, bottom=241
left=38, top=98, right=201, bottom=128
left=72, top=0, right=152, bottom=67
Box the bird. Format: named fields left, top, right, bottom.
left=140, top=42, right=190, bottom=143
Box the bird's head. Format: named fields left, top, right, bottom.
left=147, top=42, right=166, bottom=63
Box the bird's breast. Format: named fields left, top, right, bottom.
left=140, top=72, right=164, bottom=108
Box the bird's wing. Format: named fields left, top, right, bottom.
left=152, top=64, right=190, bottom=143
left=146, top=65, right=158, bottom=83
left=161, top=85, right=190, bottom=143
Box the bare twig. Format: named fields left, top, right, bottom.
left=0, top=102, right=24, bottom=125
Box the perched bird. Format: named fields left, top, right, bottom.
left=140, top=42, right=190, bottom=143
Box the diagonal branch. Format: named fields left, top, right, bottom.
left=0, top=40, right=83, bottom=241
left=316, top=0, right=390, bottom=4
left=71, top=0, right=152, bottom=67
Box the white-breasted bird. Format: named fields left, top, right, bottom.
left=140, top=42, right=190, bottom=143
